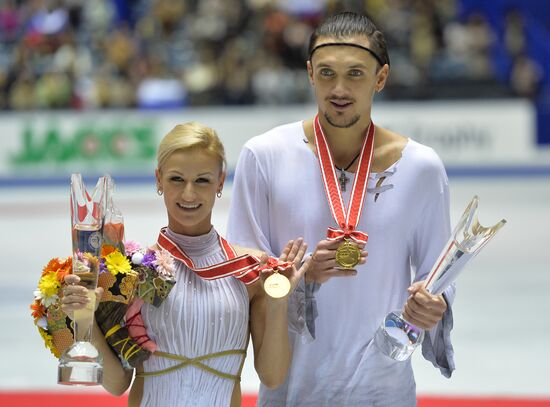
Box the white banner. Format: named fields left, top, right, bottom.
left=0, top=100, right=542, bottom=181
left=372, top=100, right=537, bottom=165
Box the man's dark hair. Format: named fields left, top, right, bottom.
left=308, top=11, right=390, bottom=68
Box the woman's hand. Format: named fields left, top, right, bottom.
left=259, top=238, right=311, bottom=298
left=61, top=274, right=103, bottom=320
left=279, top=238, right=310, bottom=291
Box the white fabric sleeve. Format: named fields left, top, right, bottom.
left=410, top=167, right=455, bottom=378
left=227, top=145, right=318, bottom=342
left=227, top=146, right=272, bottom=253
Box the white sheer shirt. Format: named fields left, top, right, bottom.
left=227, top=121, right=455, bottom=406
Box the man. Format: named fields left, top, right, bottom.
left=227, top=11, right=454, bottom=406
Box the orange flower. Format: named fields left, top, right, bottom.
left=60, top=257, right=72, bottom=271
left=42, top=258, right=62, bottom=277
left=56, top=258, right=72, bottom=282
left=56, top=270, right=69, bottom=283
left=30, top=300, right=46, bottom=319
left=102, top=245, right=116, bottom=257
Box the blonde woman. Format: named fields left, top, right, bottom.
left=62, top=122, right=310, bottom=406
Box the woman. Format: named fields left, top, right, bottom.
left=62, top=122, right=310, bottom=406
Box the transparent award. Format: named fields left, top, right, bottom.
left=374, top=196, right=506, bottom=361
left=58, top=174, right=107, bottom=385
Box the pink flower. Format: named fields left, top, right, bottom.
left=124, top=240, right=142, bottom=256
left=154, top=249, right=175, bottom=278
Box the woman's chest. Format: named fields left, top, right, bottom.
left=142, top=267, right=250, bottom=341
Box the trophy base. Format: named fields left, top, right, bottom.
left=374, top=311, right=424, bottom=361
left=58, top=362, right=103, bottom=386
left=57, top=341, right=103, bottom=386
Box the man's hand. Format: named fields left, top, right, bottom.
left=403, top=281, right=447, bottom=330
left=305, top=239, right=368, bottom=284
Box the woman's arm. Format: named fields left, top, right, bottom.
left=91, top=321, right=134, bottom=396
left=250, top=290, right=291, bottom=388
left=248, top=239, right=310, bottom=388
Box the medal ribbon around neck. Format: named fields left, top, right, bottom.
left=313, top=115, right=375, bottom=244
left=157, top=228, right=292, bottom=285
left=157, top=227, right=261, bottom=284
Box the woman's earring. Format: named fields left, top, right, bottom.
left=217, top=191, right=222, bottom=198
left=157, top=188, right=163, bottom=196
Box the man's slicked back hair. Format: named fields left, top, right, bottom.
left=308, top=11, right=390, bottom=68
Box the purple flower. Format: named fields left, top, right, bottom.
left=99, top=258, right=108, bottom=274
left=142, top=251, right=156, bottom=268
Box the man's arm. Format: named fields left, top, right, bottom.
left=227, top=144, right=318, bottom=341
left=409, top=162, right=455, bottom=378
left=227, top=146, right=273, bottom=253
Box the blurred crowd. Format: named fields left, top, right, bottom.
left=0, top=0, right=543, bottom=110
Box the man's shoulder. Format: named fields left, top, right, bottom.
left=405, top=139, right=445, bottom=168
left=402, top=139, right=448, bottom=185
left=244, top=121, right=304, bottom=151
left=379, top=128, right=445, bottom=177
left=375, top=126, right=445, bottom=176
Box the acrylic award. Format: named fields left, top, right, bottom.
left=58, top=174, right=107, bottom=385
left=374, top=196, right=506, bottom=361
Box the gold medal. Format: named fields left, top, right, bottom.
left=264, top=272, right=291, bottom=298
left=335, top=239, right=361, bottom=269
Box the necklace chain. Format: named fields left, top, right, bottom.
left=335, top=150, right=361, bottom=172
left=335, top=150, right=362, bottom=192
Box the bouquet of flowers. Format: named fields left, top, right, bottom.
left=31, top=239, right=176, bottom=365
left=31, top=175, right=176, bottom=367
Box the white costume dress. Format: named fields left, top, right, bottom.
left=140, top=228, right=249, bottom=406
left=227, top=121, right=455, bottom=407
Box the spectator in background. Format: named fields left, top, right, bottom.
left=463, top=12, right=495, bottom=80
left=510, top=54, right=542, bottom=99
left=0, top=0, right=20, bottom=42
left=502, top=8, right=542, bottom=100
left=504, top=8, right=526, bottom=58
left=0, top=0, right=542, bottom=109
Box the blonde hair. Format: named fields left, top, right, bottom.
left=157, top=122, right=226, bottom=172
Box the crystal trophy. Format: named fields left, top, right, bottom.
left=374, top=196, right=506, bottom=361
left=58, top=174, right=107, bottom=385
left=102, top=176, right=125, bottom=253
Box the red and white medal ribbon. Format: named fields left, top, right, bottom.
left=123, top=229, right=292, bottom=355
left=157, top=227, right=262, bottom=285
left=256, top=257, right=293, bottom=273
left=313, top=115, right=375, bottom=244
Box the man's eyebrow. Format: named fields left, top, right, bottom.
left=315, top=62, right=333, bottom=68
left=314, top=62, right=369, bottom=69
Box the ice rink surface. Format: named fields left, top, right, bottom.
left=1, top=175, right=549, bottom=397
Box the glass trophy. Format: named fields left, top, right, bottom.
left=58, top=174, right=107, bottom=385
left=102, top=176, right=125, bottom=252
left=374, top=196, right=506, bottom=361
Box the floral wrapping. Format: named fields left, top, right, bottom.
left=31, top=240, right=176, bottom=367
